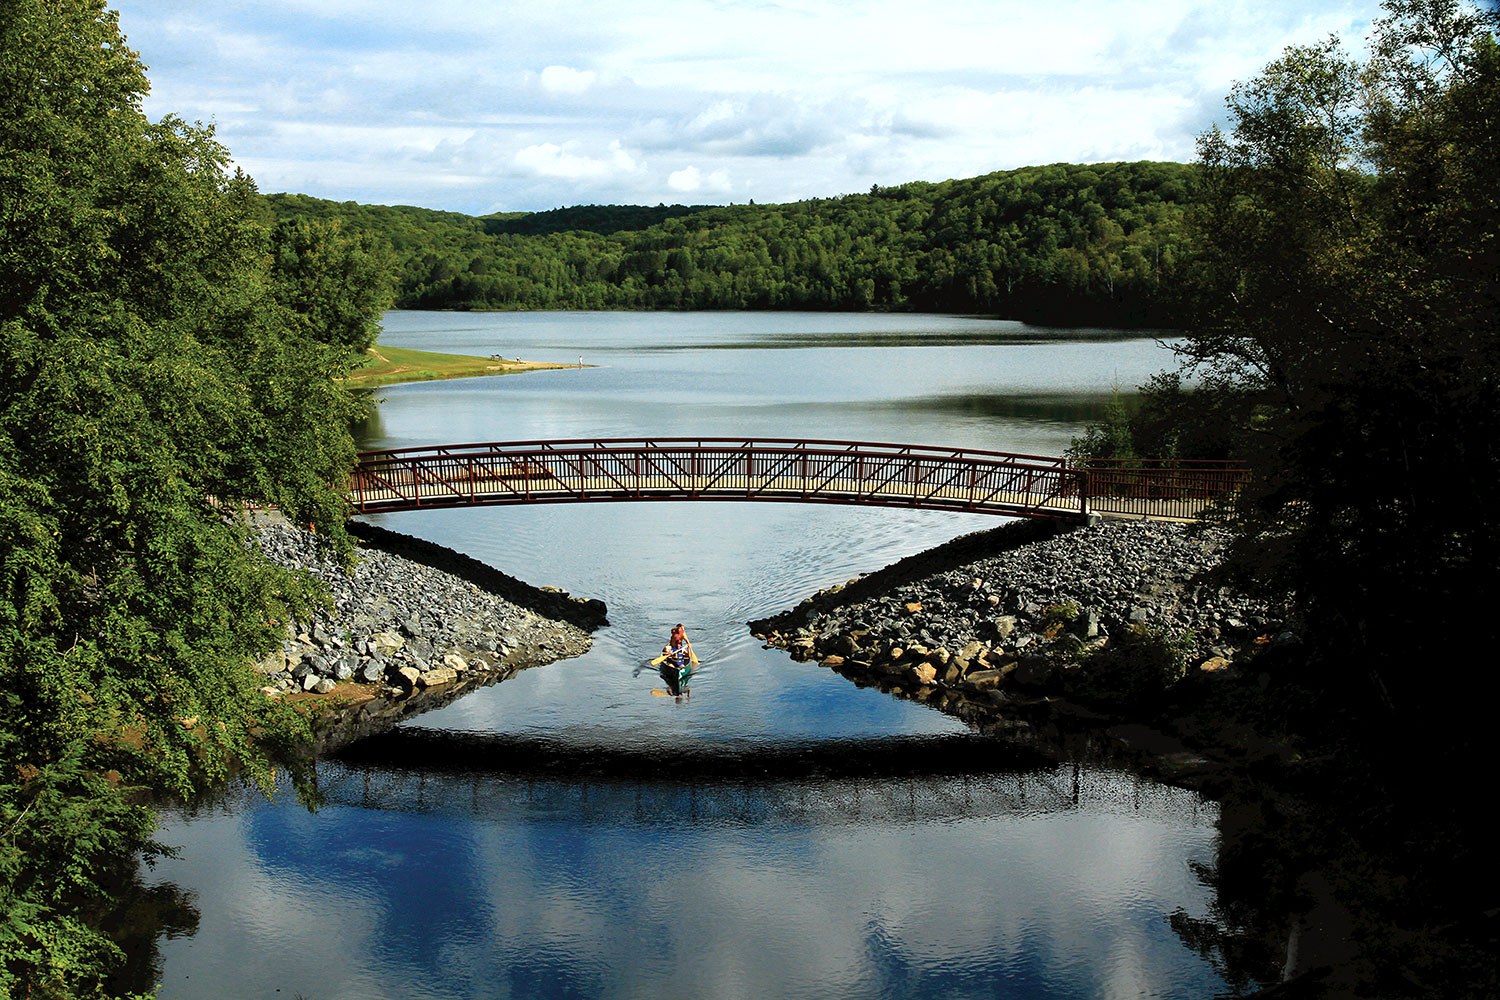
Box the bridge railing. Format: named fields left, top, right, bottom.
left=349, top=438, right=1250, bottom=522
left=1073, top=459, right=1249, bottom=521
left=350, top=437, right=1086, bottom=518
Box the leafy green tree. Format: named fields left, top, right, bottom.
left=1184, top=0, right=1499, bottom=738
left=1, top=1, right=384, bottom=993
left=270, top=217, right=395, bottom=351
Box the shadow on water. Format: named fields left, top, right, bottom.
left=100, top=867, right=200, bottom=998
left=869, top=390, right=1138, bottom=425
left=329, top=726, right=1057, bottom=782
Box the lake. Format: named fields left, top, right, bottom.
left=133, top=312, right=1248, bottom=999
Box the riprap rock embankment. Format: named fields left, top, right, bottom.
left=752, top=519, right=1294, bottom=759
left=252, top=517, right=606, bottom=750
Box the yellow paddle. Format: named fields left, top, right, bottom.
left=650, top=650, right=699, bottom=667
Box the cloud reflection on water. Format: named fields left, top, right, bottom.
left=143, top=763, right=1227, bottom=999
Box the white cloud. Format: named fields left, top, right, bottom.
left=539, top=65, right=598, bottom=96
left=667, top=165, right=733, bottom=194
left=112, top=0, right=1375, bottom=212
left=514, top=140, right=640, bottom=181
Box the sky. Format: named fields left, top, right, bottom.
left=110, top=1, right=1375, bottom=216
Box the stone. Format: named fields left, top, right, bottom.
left=255, top=651, right=288, bottom=675
left=1073, top=609, right=1101, bottom=639
left=418, top=666, right=459, bottom=688
left=959, top=640, right=985, bottom=662
left=312, top=677, right=336, bottom=694
left=393, top=666, right=422, bottom=693
left=442, top=652, right=469, bottom=673
left=963, top=668, right=1002, bottom=689
left=994, top=616, right=1018, bottom=639
left=909, top=662, right=938, bottom=686
left=1128, top=606, right=1150, bottom=624
left=904, top=602, right=924, bottom=614
left=359, top=661, right=386, bottom=683
left=1199, top=656, right=1231, bottom=673
left=370, top=631, right=405, bottom=656
left=986, top=594, right=1001, bottom=607
left=333, top=653, right=358, bottom=681
left=819, top=655, right=846, bottom=669
left=887, top=646, right=905, bottom=661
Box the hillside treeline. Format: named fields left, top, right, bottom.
left=267, top=160, right=1197, bottom=326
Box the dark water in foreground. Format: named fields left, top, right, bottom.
left=135, top=313, right=1249, bottom=998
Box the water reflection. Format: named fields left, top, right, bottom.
left=140, top=752, right=1230, bottom=1000
left=132, top=314, right=1247, bottom=998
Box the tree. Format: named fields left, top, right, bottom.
left=1185, top=0, right=1500, bottom=737
left=1, top=2, right=384, bottom=992
left=270, top=216, right=395, bottom=352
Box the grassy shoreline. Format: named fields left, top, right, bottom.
left=345, top=343, right=582, bottom=388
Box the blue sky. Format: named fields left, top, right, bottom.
left=111, top=1, right=1374, bottom=215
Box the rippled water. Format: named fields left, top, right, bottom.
left=137, top=313, right=1242, bottom=998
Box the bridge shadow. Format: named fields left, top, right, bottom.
left=319, top=728, right=1139, bottom=827
left=330, top=726, right=1055, bottom=782
left=348, top=519, right=608, bottom=629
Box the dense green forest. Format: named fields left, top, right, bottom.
left=0, top=1, right=390, bottom=994
left=267, top=160, right=1198, bottom=326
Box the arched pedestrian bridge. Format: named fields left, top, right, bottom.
left=349, top=437, right=1245, bottom=522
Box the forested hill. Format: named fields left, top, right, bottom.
left=267, top=160, right=1198, bottom=326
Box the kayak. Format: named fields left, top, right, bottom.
left=652, top=652, right=697, bottom=697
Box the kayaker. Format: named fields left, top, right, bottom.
left=663, top=623, right=695, bottom=670
left=660, top=623, right=696, bottom=697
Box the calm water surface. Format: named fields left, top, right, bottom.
left=141, top=313, right=1241, bottom=998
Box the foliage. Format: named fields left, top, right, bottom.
left=481, top=202, right=716, bottom=237
left=0, top=1, right=387, bottom=993
left=1183, top=0, right=1500, bottom=735
left=270, top=218, right=396, bottom=352
left=1040, top=600, right=1081, bottom=625
left=1065, top=390, right=1138, bottom=462
left=1073, top=623, right=1193, bottom=706
left=1068, top=371, right=1263, bottom=463
left=1071, top=2, right=1500, bottom=734
left=266, top=160, right=1200, bottom=326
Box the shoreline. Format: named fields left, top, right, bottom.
left=750, top=518, right=1300, bottom=794
left=344, top=343, right=588, bottom=389
left=251, top=514, right=606, bottom=753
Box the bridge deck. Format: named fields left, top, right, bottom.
left=349, top=438, right=1245, bottom=522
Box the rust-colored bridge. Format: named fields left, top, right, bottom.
left=349, top=438, right=1245, bottom=522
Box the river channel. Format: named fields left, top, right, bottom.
left=135, top=312, right=1248, bottom=998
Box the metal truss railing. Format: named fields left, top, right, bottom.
left=349, top=438, right=1245, bottom=522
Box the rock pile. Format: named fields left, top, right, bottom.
left=751, top=518, right=1292, bottom=721
left=251, top=517, right=600, bottom=706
